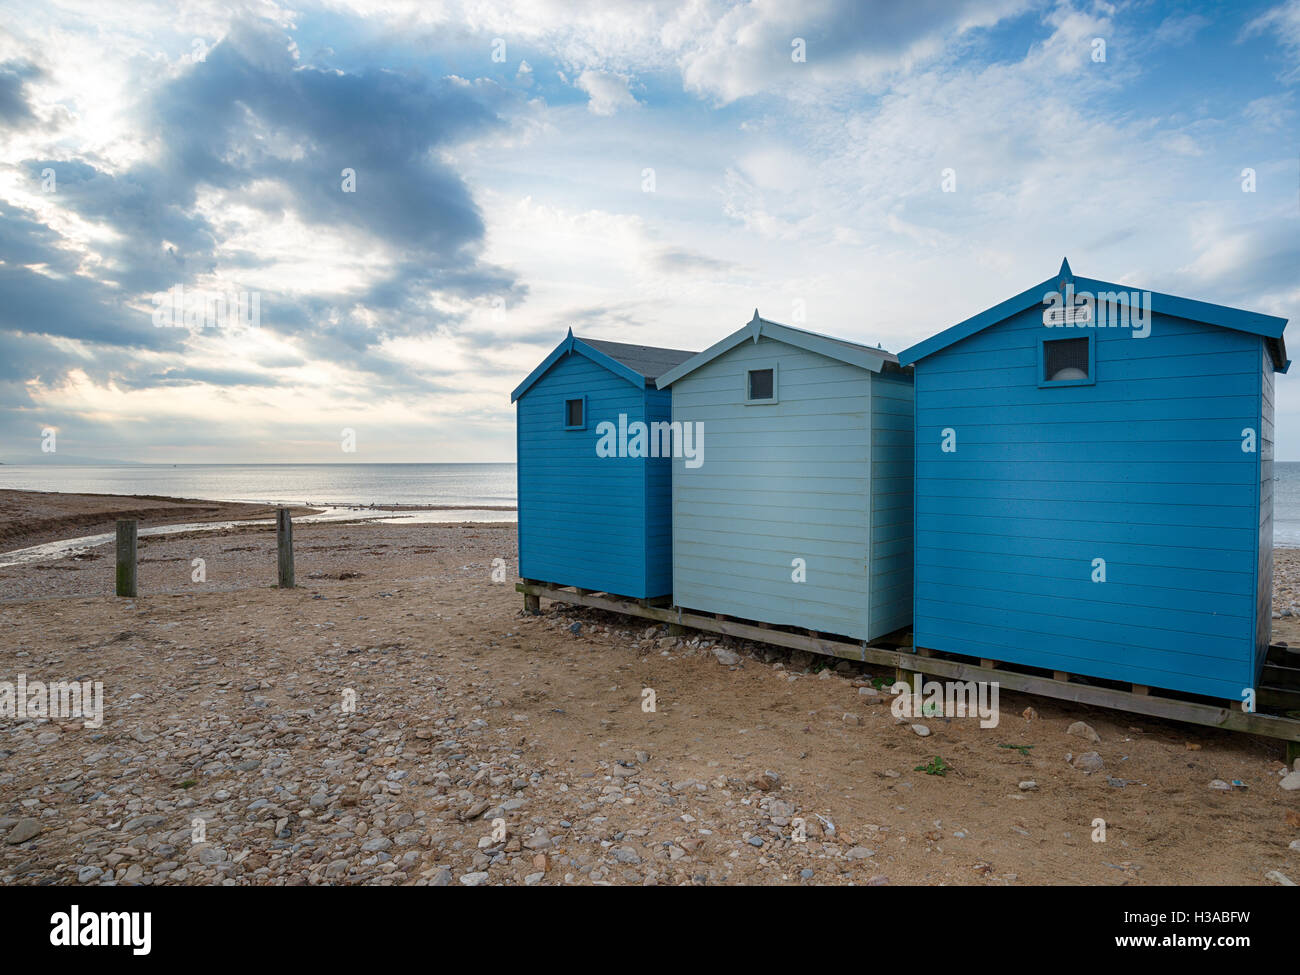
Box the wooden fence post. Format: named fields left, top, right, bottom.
left=115, top=519, right=137, bottom=597
left=276, top=507, right=294, bottom=588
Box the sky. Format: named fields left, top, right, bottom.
left=0, top=0, right=1298, bottom=463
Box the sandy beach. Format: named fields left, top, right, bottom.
left=1, top=490, right=1298, bottom=886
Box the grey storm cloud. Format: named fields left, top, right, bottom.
left=148, top=22, right=503, bottom=259
left=0, top=202, right=187, bottom=361
left=0, top=60, right=41, bottom=128
left=0, top=19, right=525, bottom=410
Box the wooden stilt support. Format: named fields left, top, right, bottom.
left=512, top=581, right=1300, bottom=748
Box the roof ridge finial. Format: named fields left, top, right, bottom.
left=1058, top=256, right=1072, bottom=280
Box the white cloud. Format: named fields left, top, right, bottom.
left=574, top=69, right=637, bottom=115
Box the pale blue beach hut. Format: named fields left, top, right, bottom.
left=656, top=312, right=914, bottom=641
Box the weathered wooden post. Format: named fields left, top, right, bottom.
left=276, top=507, right=294, bottom=588
left=115, top=519, right=137, bottom=597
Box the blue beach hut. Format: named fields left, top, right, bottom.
left=656, top=312, right=915, bottom=641
left=898, top=259, right=1289, bottom=700
left=511, top=330, right=696, bottom=599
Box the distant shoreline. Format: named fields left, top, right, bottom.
left=0, top=489, right=323, bottom=555
left=0, top=489, right=515, bottom=555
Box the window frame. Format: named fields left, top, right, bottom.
left=563, top=395, right=587, bottom=430
left=1037, top=333, right=1096, bottom=388
left=744, top=362, right=780, bottom=405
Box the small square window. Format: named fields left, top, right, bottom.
left=748, top=368, right=774, bottom=400
left=1043, top=337, right=1090, bottom=383
left=564, top=398, right=585, bottom=428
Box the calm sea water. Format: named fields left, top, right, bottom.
left=1275, top=462, right=1300, bottom=546
left=0, top=463, right=516, bottom=509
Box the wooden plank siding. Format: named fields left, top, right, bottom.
left=870, top=368, right=914, bottom=635
left=643, top=385, right=675, bottom=598
left=516, top=351, right=670, bottom=598
left=911, top=302, right=1266, bottom=700
left=1257, top=344, right=1274, bottom=680
left=669, top=335, right=914, bottom=641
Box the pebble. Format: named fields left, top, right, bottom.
left=911, top=724, right=930, bottom=737
left=1068, top=721, right=1101, bottom=743
left=1018, top=781, right=1037, bottom=791
left=1280, top=771, right=1300, bottom=791
left=1072, top=752, right=1104, bottom=773
left=524, top=829, right=552, bottom=851
left=748, top=770, right=781, bottom=791
left=4, top=819, right=41, bottom=845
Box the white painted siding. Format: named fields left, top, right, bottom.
left=669, top=335, right=910, bottom=640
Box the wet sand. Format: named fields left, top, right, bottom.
left=0, top=489, right=321, bottom=554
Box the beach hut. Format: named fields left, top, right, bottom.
left=655, top=312, right=914, bottom=641
left=511, top=330, right=696, bottom=599
left=898, top=258, right=1289, bottom=700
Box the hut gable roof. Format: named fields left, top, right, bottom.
left=511, top=330, right=697, bottom=402
left=579, top=338, right=697, bottom=381
left=898, top=258, right=1290, bottom=372
left=656, top=311, right=898, bottom=389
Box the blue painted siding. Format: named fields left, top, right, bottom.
left=1257, top=345, right=1274, bottom=677
left=516, top=351, right=672, bottom=598
left=912, top=304, right=1264, bottom=699
left=870, top=369, right=914, bottom=635
left=644, top=386, right=674, bottom=598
